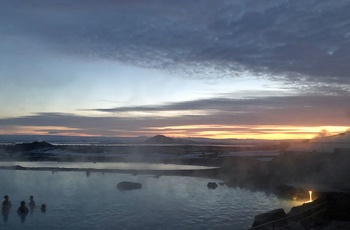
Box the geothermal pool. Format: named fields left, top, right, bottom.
left=0, top=169, right=301, bottom=229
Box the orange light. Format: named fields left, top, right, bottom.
left=309, top=191, right=313, bottom=201
left=304, top=190, right=313, bottom=203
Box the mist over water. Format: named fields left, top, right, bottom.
left=0, top=170, right=299, bottom=229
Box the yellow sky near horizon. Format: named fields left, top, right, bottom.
left=1, top=124, right=348, bottom=140
left=152, top=125, right=350, bottom=140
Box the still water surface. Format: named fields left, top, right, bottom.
left=0, top=169, right=301, bottom=229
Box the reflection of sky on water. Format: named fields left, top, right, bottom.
left=220, top=150, right=280, bottom=157
left=0, top=170, right=300, bottom=229
left=0, top=161, right=216, bottom=170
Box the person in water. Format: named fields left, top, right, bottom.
left=17, top=201, right=29, bottom=223
left=2, top=195, right=11, bottom=222
left=41, top=204, right=46, bottom=213
left=2, top=195, right=11, bottom=210
left=29, top=195, right=35, bottom=207
left=17, top=201, right=29, bottom=215
left=28, top=195, right=36, bottom=214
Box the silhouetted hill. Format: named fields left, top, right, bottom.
left=9, top=141, right=54, bottom=152
left=0, top=135, right=148, bottom=144
left=144, top=135, right=196, bottom=144
left=0, top=134, right=293, bottom=145
left=145, top=135, right=175, bottom=144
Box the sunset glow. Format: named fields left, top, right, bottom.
left=1, top=124, right=347, bottom=140
left=2, top=3, right=350, bottom=230
left=1, top=1, right=350, bottom=140
left=148, top=125, right=349, bottom=140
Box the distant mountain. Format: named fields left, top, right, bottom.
left=144, top=135, right=175, bottom=144
left=0, top=134, right=292, bottom=146
left=144, top=135, right=196, bottom=144
left=7, top=141, right=54, bottom=152
left=0, top=135, right=148, bottom=144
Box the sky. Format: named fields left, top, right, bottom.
left=0, top=0, right=350, bottom=140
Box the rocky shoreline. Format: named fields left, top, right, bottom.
left=250, top=192, right=350, bottom=229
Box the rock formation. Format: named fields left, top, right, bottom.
left=251, top=208, right=287, bottom=229
left=251, top=192, right=350, bottom=229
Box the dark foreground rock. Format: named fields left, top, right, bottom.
left=251, top=192, right=350, bottom=230
left=117, top=181, right=142, bottom=191
left=252, top=208, right=287, bottom=229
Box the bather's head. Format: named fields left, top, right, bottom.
left=21, top=201, right=25, bottom=206
left=4, top=195, right=9, bottom=200
left=41, top=204, right=46, bottom=213
left=30, top=196, right=34, bottom=201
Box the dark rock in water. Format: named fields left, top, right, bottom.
left=207, top=182, right=218, bottom=189
left=252, top=208, right=287, bottom=229
left=117, top=181, right=142, bottom=191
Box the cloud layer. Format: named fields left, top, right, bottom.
left=2, top=0, right=350, bottom=86
left=1, top=93, right=349, bottom=138
left=1, top=0, right=350, bottom=139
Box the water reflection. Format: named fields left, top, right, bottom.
left=1, top=208, right=9, bottom=222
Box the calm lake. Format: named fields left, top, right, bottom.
left=0, top=166, right=301, bottom=229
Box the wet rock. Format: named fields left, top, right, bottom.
left=117, top=181, right=142, bottom=191
left=207, top=182, right=218, bottom=189
left=251, top=193, right=350, bottom=229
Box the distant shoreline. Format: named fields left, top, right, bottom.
left=1, top=141, right=350, bottom=194
left=0, top=164, right=223, bottom=180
